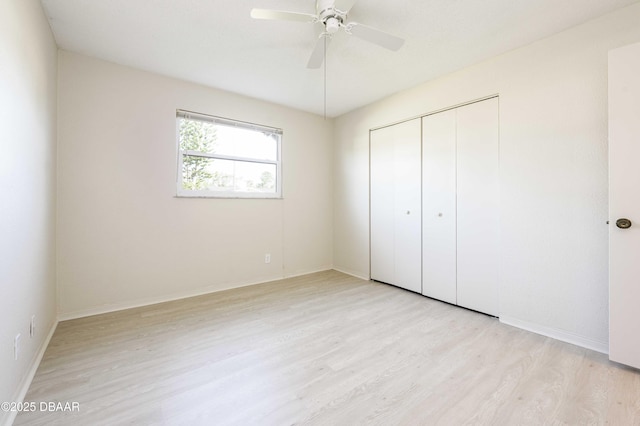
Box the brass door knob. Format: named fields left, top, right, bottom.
left=616, top=218, right=632, bottom=229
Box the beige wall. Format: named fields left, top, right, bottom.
left=57, top=52, right=333, bottom=318
left=334, top=3, right=640, bottom=351
left=0, top=0, right=58, bottom=421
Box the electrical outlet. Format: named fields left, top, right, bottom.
left=265, top=253, right=271, bottom=264
left=14, top=334, right=21, bottom=361
left=30, top=315, right=36, bottom=338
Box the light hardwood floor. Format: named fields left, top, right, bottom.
left=15, top=270, right=640, bottom=425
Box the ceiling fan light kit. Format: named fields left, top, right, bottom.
left=324, top=17, right=340, bottom=34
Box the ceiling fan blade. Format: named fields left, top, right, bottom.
left=307, top=35, right=331, bottom=69
left=250, top=9, right=316, bottom=23
left=347, top=22, right=404, bottom=51
left=334, top=0, right=359, bottom=14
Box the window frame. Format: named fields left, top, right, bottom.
left=175, top=110, right=283, bottom=199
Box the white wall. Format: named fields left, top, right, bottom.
left=334, top=3, right=640, bottom=351
left=57, top=52, right=333, bottom=318
left=0, top=0, right=58, bottom=421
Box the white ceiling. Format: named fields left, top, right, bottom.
left=41, top=0, right=638, bottom=117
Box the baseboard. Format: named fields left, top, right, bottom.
left=284, top=266, right=334, bottom=279
left=499, top=315, right=608, bottom=354
left=2, top=320, right=58, bottom=426
left=58, top=268, right=334, bottom=322
left=332, top=267, right=370, bottom=281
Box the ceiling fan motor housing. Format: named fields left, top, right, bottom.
left=317, top=0, right=346, bottom=33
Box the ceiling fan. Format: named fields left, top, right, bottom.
left=251, top=0, right=405, bottom=69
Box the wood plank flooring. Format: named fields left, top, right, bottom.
left=15, top=270, right=640, bottom=425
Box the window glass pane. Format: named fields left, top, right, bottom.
left=215, top=125, right=278, bottom=161
left=182, top=156, right=277, bottom=193
left=179, top=118, right=278, bottom=161
left=178, top=118, right=218, bottom=154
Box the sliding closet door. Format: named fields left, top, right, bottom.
left=370, top=119, right=422, bottom=293
left=456, top=98, right=499, bottom=316
left=422, top=110, right=457, bottom=304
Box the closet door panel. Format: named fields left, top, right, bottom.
left=393, top=119, right=422, bottom=293
left=456, top=98, right=500, bottom=316
left=370, top=126, right=396, bottom=285
left=422, top=111, right=457, bottom=304
left=370, top=119, right=421, bottom=293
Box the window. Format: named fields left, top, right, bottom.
left=176, top=110, right=282, bottom=198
